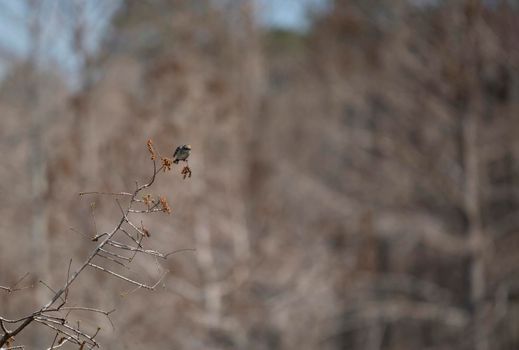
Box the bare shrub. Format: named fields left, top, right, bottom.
left=0, top=141, right=192, bottom=349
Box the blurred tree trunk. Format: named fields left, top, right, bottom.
left=26, top=1, right=49, bottom=348
left=27, top=0, right=49, bottom=289
left=463, top=112, right=488, bottom=350
left=461, top=2, right=489, bottom=349
left=69, top=1, right=98, bottom=187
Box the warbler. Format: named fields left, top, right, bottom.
left=173, top=144, right=192, bottom=164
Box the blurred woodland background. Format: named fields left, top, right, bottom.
left=1, top=0, right=519, bottom=349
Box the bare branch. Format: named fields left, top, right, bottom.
left=36, top=316, right=100, bottom=347
left=99, top=248, right=131, bottom=261
left=88, top=263, right=156, bottom=290
left=164, top=248, right=197, bottom=258
left=46, top=333, right=72, bottom=350
left=106, top=240, right=171, bottom=259
left=48, top=332, right=59, bottom=350
left=128, top=208, right=163, bottom=213
left=68, top=227, right=90, bottom=240
left=43, top=306, right=115, bottom=330
left=0, top=273, right=32, bottom=293
left=78, top=191, right=133, bottom=197
left=34, top=319, right=92, bottom=347
left=0, top=319, right=10, bottom=335
left=0, top=143, right=188, bottom=348
left=96, top=253, right=130, bottom=269
left=38, top=281, right=65, bottom=304
left=52, top=307, right=115, bottom=317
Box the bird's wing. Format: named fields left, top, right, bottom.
left=173, top=146, right=180, bottom=158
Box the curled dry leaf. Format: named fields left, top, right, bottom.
left=142, top=194, right=154, bottom=208
left=181, top=166, right=192, bottom=180
left=159, top=196, right=172, bottom=214
left=147, top=139, right=157, bottom=160
left=162, top=157, right=173, bottom=171
left=141, top=221, right=151, bottom=237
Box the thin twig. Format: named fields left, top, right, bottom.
left=46, top=334, right=72, bottom=350
left=120, top=271, right=168, bottom=297
left=90, top=203, right=98, bottom=238
left=79, top=191, right=133, bottom=197
left=69, top=227, right=90, bottom=240
left=48, top=307, right=115, bottom=316
left=128, top=235, right=144, bottom=263
left=119, top=228, right=140, bottom=246
left=128, top=209, right=163, bottom=213
left=11, top=273, right=30, bottom=290
left=0, top=319, right=10, bottom=334
left=0, top=273, right=32, bottom=293
left=164, top=248, right=197, bottom=258
left=49, top=331, right=59, bottom=350
left=36, top=317, right=98, bottom=346
left=106, top=240, right=168, bottom=259
left=88, top=263, right=155, bottom=290
left=39, top=281, right=65, bottom=304
left=99, top=248, right=131, bottom=261
left=96, top=253, right=130, bottom=269
left=34, top=319, right=85, bottom=347
left=43, top=307, right=115, bottom=330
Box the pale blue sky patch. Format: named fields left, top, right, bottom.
left=0, top=0, right=327, bottom=83
left=0, top=1, right=29, bottom=60
left=255, top=0, right=329, bottom=31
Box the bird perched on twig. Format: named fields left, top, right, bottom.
left=173, top=144, right=192, bottom=164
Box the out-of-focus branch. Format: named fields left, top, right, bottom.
left=0, top=273, right=32, bottom=294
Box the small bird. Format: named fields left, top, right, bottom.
left=173, top=144, right=192, bottom=164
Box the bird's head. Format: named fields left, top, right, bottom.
left=184, top=144, right=192, bottom=150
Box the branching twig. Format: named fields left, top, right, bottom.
left=99, top=248, right=131, bottom=261
left=88, top=263, right=158, bottom=290
left=0, top=273, right=32, bottom=294
left=46, top=333, right=72, bottom=350
left=0, top=142, right=192, bottom=348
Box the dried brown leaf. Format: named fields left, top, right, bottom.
left=141, top=221, right=151, bottom=237
left=159, top=196, right=172, bottom=214
left=142, top=194, right=154, bottom=208
left=181, top=166, right=192, bottom=180
left=147, top=139, right=157, bottom=160
left=162, top=157, right=173, bottom=171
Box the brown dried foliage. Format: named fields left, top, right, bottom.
left=142, top=194, right=154, bottom=208
left=161, top=157, right=173, bottom=171
left=140, top=221, right=151, bottom=237
left=181, top=166, right=192, bottom=180
left=159, top=196, right=172, bottom=214
left=147, top=139, right=157, bottom=160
